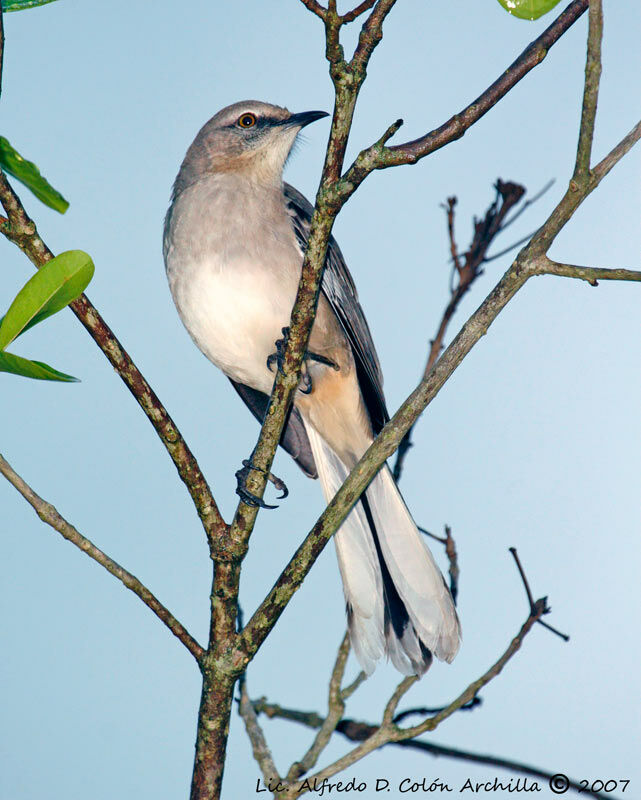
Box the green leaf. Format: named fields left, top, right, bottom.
left=0, top=351, right=78, bottom=382
left=1, top=0, right=60, bottom=12
left=496, top=0, right=562, bottom=20
left=0, top=250, right=94, bottom=350
left=0, top=136, right=69, bottom=213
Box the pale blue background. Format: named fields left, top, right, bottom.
left=1, top=1, right=639, bottom=798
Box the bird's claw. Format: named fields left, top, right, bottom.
left=266, top=327, right=339, bottom=394
left=235, top=458, right=289, bottom=509
left=266, top=327, right=290, bottom=374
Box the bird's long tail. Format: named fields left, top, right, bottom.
left=305, top=424, right=460, bottom=676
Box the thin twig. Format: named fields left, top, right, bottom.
left=340, top=0, right=377, bottom=24
left=281, top=597, right=549, bottom=797
left=574, top=0, right=603, bottom=178
left=254, top=699, right=605, bottom=799
left=498, top=179, right=555, bottom=233
left=444, top=197, right=462, bottom=272
left=286, top=632, right=351, bottom=781
left=537, top=257, right=641, bottom=286
left=0, top=452, right=205, bottom=662
left=509, top=547, right=535, bottom=607
left=238, top=677, right=281, bottom=786
left=418, top=525, right=460, bottom=603
left=591, top=119, right=641, bottom=185
left=393, top=181, right=525, bottom=481
left=481, top=230, right=537, bottom=264
left=510, top=548, right=570, bottom=642
left=393, top=696, right=481, bottom=723
left=339, top=0, right=589, bottom=191
left=340, top=669, right=367, bottom=701
left=443, top=525, right=460, bottom=605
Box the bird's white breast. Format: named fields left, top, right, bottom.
left=164, top=175, right=301, bottom=394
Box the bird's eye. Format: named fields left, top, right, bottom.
left=237, top=113, right=257, bottom=129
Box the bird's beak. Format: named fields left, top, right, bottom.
left=286, top=110, right=330, bottom=129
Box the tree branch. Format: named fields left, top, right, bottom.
left=0, top=452, right=205, bottom=662
left=339, top=0, right=377, bottom=24
left=254, top=699, right=603, bottom=799
left=529, top=117, right=641, bottom=256
left=338, top=0, right=589, bottom=195
left=239, top=677, right=281, bottom=786
left=393, top=181, right=525, bottom=481
left=278, top=595, right=548, bottom=797
left=536, top=258, right=641, bottom=285
left=574, top=0, right=602, bottom=178
left=286, top=632, right=351, bottom=781
left=591, top=118, right=641, bottom=183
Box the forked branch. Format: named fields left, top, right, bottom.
left=0, top=452, right=204, bottom=662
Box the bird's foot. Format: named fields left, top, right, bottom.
left=266, top=327, right=290, bottom=374
left=267, top=327, right=339, bottom=386
left=235, top=458, right=289, bottom=509
left=266, top=328, right=339, bottom=395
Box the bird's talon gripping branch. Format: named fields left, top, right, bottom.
left=267, top=328, right=339, bottom=392
left=235, top=458, right=289, bottom=509
left=266, top=326, right=291, bottom=374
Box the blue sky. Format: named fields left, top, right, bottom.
left=1, top=1, right=639, bottom=798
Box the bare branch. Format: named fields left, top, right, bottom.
left=510, top=548, right=570, bottom=642
left=351, top=0, right=397, bottom=74
left=339, top=0, right=377, bottom=24
left=286, top=632, right=351, bottom=781
left=339, top=0, right=589, bottom=194
left=393, top=181, right=525, bottom=482
left=239, top=677, right=281, bottom=786
left=417, top=525, right=460, bottom=604
left=340, top=669, right=367, bottom=701
left=255, top=699, right=604, bottom=798
left=0, top=452, right=205, bottom=662
left=529, top=118, right=641, bottom=256
left=574, top=0, right=603, bottom=178
left=399, top=600, right=548, bottom=740
left=442, top=525, right=460, bottom=605
left=591, top=118, right=641, bottom=184
left=536, top=258, right=641, bottom=286
left=393, top=696, right=481, bottom=723
left=281, top=597, right=549, bottom=796
left=498, top=179, right=555, bottom=234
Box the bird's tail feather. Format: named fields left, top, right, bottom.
left=305, top=424, right=460, bottom=676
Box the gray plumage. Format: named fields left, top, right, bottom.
left=163, top=100, right=460, bottom=675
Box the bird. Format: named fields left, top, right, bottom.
left=163, top=100, right=460, bottom=676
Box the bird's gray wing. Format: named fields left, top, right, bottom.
left=283, top=182, right=389, bottom=434
left=229, top=379, right=318, bottom=478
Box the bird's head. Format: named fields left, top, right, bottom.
left=177, top=101, right=329, bottom=189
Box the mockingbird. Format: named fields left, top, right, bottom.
left=163, top=100, right=460, bottom=676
